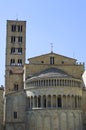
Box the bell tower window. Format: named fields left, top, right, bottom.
left=18, top=48, right=22, bottom=54
left=11, top=25, right=16, bottom=32
left=10, top=59, right=15, bottom=65
left=18, top=59, right=22, bottom=66
left=11, top=47, right=15, bottom=54
left=18, top=36, right=22, bottom=43
left=11, top=36, right=16, bottom=43
left=18, top=25, right=22, bottom=32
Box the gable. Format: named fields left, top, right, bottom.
left=28, top=52, right=76, bottom=65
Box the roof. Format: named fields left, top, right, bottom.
left=28, top=52, right=76, bottom=61
left=26, top=67, right=72, bottom=80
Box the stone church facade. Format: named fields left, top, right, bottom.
left=5, top=20, right=86, bottom=130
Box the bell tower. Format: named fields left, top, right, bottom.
left=5, top=20, right=26, bottom=94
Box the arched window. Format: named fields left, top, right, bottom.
left=43, top=96, right=46, bottom=108
left=58, top=96, right=62, bottom=108
left=38, top=96, right=41, bottom=107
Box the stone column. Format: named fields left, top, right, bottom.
left=30, top=97, right=31, bottom=109
left=70, top=96, right=72, bottom=108
left=56, top=95, right=58, bottom=108
left=77, top=96, right=78, bottom=108
left=61, top=95, right=63, bottom=109
left=41, top=96, right=43, bottom=108
left=66, top=95, right=67, bottom=108
left=51, top=95, right=53, bottom=108
left=37, top=96, right=38, bottom=108
left=46, top=95, right=48, bottom=108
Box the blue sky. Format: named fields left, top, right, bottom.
left=0, top=0, right=86, bottom=85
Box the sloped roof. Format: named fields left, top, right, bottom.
left=28, top=52, right=76, bottom=61
left=26, top=67, right=72, bottom=80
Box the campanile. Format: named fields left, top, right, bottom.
left=5, top=20, right=26, bottom=94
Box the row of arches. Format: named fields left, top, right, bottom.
left=27, top=79, right=81, bottom=88
left=27, top=95, right=81, bottom=110
left=27, top=111, right=82, bottom=130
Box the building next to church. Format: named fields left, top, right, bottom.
left=5, top=20, right=86, bottom=130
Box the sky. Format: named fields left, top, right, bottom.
left=0, top=0, right=86, bottom=86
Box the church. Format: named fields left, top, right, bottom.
left=5, top=20, right=86, bottom=130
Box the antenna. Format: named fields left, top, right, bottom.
left=51, top=43, right=53, bottom=53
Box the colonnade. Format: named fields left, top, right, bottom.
left=27, top=94, right=81, bottom=110
left=27, top=79, right=81, bottom=88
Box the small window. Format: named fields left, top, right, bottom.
left=14, top=112, right=17, bottom=119
left=14, top=84, right=18, bottom=91
left=50, top=57, right=54, bottom=64
left=18, top=25, right=22, bottom=32
left=18, top=36, right=22, bottom=43
left=41, top=61, right=44, bottom=63
left=62, top=61, right=64, bottom=64
left=11, top=25, right=16, bottom=32
left=11, top=36, right=16, bottom=43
